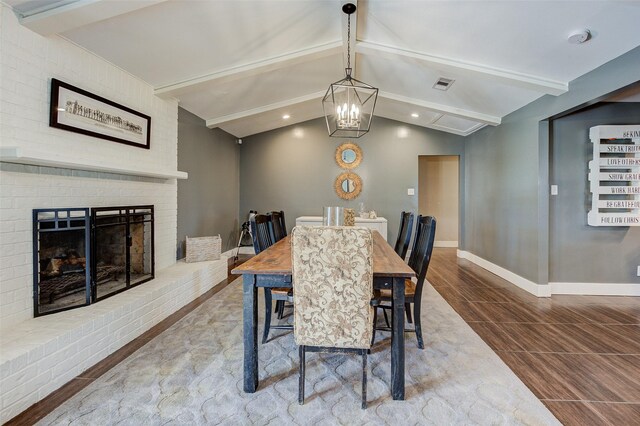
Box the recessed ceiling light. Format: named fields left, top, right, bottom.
left=282, top=114, right=290, bottom=119
left=411, top=113, right=419, bottom=118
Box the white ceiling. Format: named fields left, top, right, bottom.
left=7, top=0, right=640, bottom=138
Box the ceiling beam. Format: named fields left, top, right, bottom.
left=18, top=0, right=168, bottom=36
left=428, top=122, right=487, bottom=137
left=379, top=91, right=501, bottom=126
left=357, top=41, right=568, bottom=96
left=155, top=42, right=342, bottom=99
left=206, top=89, right=499, bottom=130
left=205, top=91, right=325, bottom=128
left=409, top=121, right=487, bottom=137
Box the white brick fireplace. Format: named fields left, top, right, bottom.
left=0, top=6, right=227, bottom=422
left=0, top=2, right=181, bottom=327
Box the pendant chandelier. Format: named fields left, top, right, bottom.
left=322, top=3, right=378, bottom=138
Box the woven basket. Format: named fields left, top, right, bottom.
left=186, top=235, right=221, bottom=263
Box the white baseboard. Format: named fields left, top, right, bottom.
left=222, top=247, right=255, bottom=258
left=550, top=282, right=640, bottom=296
left=456, top=250, right=639, bottom=297
left=435, top=240, right=458, bottom=248
left=456, top=250, right=551, bottom=297
left=239, top=246, right=255, bottom=255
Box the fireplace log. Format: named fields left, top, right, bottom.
left=39, top=264, right=124, bottom=304
left=41, top=256, right=86, bottom=278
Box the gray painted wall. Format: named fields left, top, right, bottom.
left=464, top=117, right=542, bottom=281
left=240, top=117, right=465, bottom=246
left=550, top=102, right=640, bottom=283
left=177, top=108, right=240, bottom=258
left=463, top=46, right=640, bottom=284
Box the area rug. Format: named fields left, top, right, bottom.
left=38, top=279, right=560, bottom=425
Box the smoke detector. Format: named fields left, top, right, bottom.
left=433, top=77, right=455, bottom=91
left=568, top=30, right=591, bottom=44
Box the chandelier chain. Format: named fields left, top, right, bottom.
left=347, top=12, right=351, bottom=70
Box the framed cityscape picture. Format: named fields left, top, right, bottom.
left=49, top=78, right=151, bottom=149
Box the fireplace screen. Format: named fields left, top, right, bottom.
left=33, top=205, right=154, bottom=316
left=33, top=208, right=91, bottom=315
left=91, top=206, right=154, bottom=301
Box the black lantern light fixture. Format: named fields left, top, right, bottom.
left=322, top=3, right=378, bottom=138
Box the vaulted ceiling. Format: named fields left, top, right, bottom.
left=7, top=0, right=640, bottom=137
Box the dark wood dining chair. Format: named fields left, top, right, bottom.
left=250, top=214, right=293, bottom=343
left=271, top=210, right=291, bottom=318
left=268, top=210, right=287, bottom=242
left=387, top=211, right=414, bottom=326
left=267, top=210, right=290, bottom=321
left=393, top=211, right=414, bottom=260
left=250, top=214, right=274, bottom=255
left=292, top=226, right=375, bottom=409
left=372, top=215, right=436, bottom=349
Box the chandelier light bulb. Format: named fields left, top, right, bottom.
left=336, top=102, right=361, bottom=129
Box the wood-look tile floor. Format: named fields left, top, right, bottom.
left=428, top=248, right=640, bottom=426
left=8, top=251, right=639, bottom=425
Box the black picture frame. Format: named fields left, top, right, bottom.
left=49, top=78, right=151, bottom=149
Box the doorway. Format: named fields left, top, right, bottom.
left=418, top=155, right=459, bottom=247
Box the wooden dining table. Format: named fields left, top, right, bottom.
left=232, top=230, right=415, bottom=400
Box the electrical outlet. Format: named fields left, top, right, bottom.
left=637, top=266, right=640, bottom=277
left=407, top=188, right=415, bottom=196
left=550, top=185, right=558, bottom=195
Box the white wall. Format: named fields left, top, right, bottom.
left=0, top=5, right=179, bottom=328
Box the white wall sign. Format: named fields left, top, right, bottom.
left=588, top=125, right=640, bottom=226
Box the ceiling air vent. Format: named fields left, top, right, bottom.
left=433, top=78, right=455, bottom=91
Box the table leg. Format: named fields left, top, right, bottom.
left=391, top=276, right=405, bottom=400
left=243, top=274, right=258, bottom=392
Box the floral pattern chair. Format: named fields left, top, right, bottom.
left=291, top=226, right=374, bottom=409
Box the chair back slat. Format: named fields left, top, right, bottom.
left=250, top=214, right=275, bottom=254
left=268, top=210, right=287, bottom=242
left=393, top=211, right=414, bottom=260
left=408, top=215, right=437, bottom=299
left=292, top=226, right=374, bottom=349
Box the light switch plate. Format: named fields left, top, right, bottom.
left=637, top=266, right=640, bottom=277
left=407, top=188, right=415, bottom=196
left=550, top=185, right=558, bottom=195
